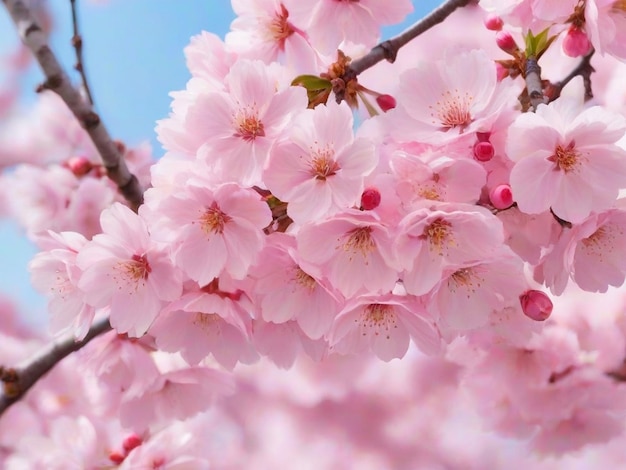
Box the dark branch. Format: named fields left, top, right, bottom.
left=2, top=0, right=144, bottom=210
left=0, top=316, right=111, bottom=416
left=69, top=0, right=94, bottom=106
left=345, top=0, right=473, bottom=79
left=547, top=49, right=595, bottom=103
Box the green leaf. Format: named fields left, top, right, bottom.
left=291, top=75, right=332, bottom=91
left=524, top=27, right=557, bottom=59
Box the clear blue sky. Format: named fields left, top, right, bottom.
left=0, top=0, right=441, bottom=326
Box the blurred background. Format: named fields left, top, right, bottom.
left=0, top=0, right=441, bottom=327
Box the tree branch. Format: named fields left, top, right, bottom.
left=1, top=0, right=144, bottom=211
left=69, top=0, right=94, bottom=106
left=345, top=0, right=473, bottom=79
left=525, top=56, right=546, bottom=111
left=0, top=316, right=111, bottom=416
left=547, top=49, right=595, bottom=103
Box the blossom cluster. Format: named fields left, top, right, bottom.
left=2, top=0, right=626, bottom=467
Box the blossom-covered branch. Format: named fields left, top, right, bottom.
left=0, top=316, right=111, bottom=416
left=1, top=0, right=144, bottom=210
left=345, top=0, right=474, bottom=78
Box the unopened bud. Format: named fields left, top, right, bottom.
left=376, top=94, right=396, bottom=112
left=520, top=290, right=553, bottom=321
left=360, top=187, right=381, bottom=210
left=109, top=452, right=125, bottom=464
left=65, top=156, right=93, bottom=177
left=473, top=141, right=495, bottom=162
left=122, top=434, right=142, bottom=453
left=484, top=14, right=503, bottom=31
left=496, top=31, right=518, bottom=54
left=562, top=26, right=591, bottom=58
left=489, top=184, right=513, bottom=209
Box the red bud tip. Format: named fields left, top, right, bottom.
left=484, top=14, right=503, bottom=31
left=65, top=156, right=93, bottom=177
left=489, top=184, right=513, bottom=209
left=376, top=94, right=396, bottom=112
left=496, top=31, right=518, bottom=54
left=562, top=26, right=592, bottom=58
left=473, top=141, right=495, bottom=162
left=520, top=290, right=553, bottom=321
left=122, top=434, right=142, bottom=453
left=109, top=452, right=125, bottom=464
left=360, top=188, right=381, bottom=210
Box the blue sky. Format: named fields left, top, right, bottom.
left=0, top=0, right=440, bottom=326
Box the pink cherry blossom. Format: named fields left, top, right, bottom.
left=507, top=98, right=626, bottom=223
left=185, top=59, right=308, bottom=186
left=328, top=294, right=442, bottom=361
left=395, top=203, right=505, bottom=296
left=149, top=288, right=258, bottom=370
left=226, top=0, right=318, bottom=71
left=250, top=233, right=342, bottom=340
left=76, top=203, right=183, bottom=337
left=265, top=101, right=377, bottom=224
left=147, top=181, right=272, bottom=285
left=586, top=0, right=626, bottom=60
left=297, top=210, right=400, bottom=298
left=119, top=367, right=234, bottom=432
left=288, top=0, right=412, bottom=54
left=430, top=252, right=528, bottom=331
left=389, top=49, right=518, bottom=145
left=29, top=230, right=95, bottom=339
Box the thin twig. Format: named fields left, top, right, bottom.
left=525, top=56, right=546, bottom=111
left=345, top=0, right=473, bottom=79
left=69, top=0, right=94, bottom=106
left=2, top=0, right=144, bottom=210
left=0, top=316, right=112, bottom=416
left=548, top=49, right=595, bottom=103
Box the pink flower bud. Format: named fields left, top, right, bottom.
left=65, top=156, right=93, bottom=177
left=109, top=452, right=125, bottom=464
left=562, top=26, right=591, bottom=58
left=495, top=62, right=509, bottom=81
left=496, top=31, right=518, bottom=54
left=473, top=141, right=494, bottom=162
left=376, top=94, right=396, bottom=112
left=360, top=187, right=381, bottom=210
left=476, top=131, right=491, bottom=142
left=489, top=184, right=513, bottom=209
left=520, top=290, right=553, bottom=321
left=122, top=434, right=142, bottom=453
left=484, top=14, right=503, bottom=31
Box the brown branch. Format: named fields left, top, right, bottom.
left=69, top=0, right=94, bottom=106
left=525, top=56, right=546, bottom=111
left=547, top=49, right=595, bottom=103
left=2, top=0, right=144, bottom=211
left=0, top=316, right=112, bottom=416
left=345, top=0, right=473, bottom=79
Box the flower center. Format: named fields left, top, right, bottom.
left=192, top=312, right=221, bottom=331
left=548, top=141, right=580, bottom=172
left=294, top=267, right=317, bottom=290
left=612, top=0, right=626, bottom=14
left=341, top=226, right=376, bottom=259
left=268, top=4, right=295, bottom=43
left=116, top=254, right=151, bottom=285
left=418, top=184, right=442, bottom=201
left=430, top=89, right=474, bottom=130
left=234, top=108, right=265, bottom=142
left=448, top=267, right=481, bottom=293
left=361, top=304, right=397, bottom=338
left=310, top=147, right=340, bottom=180
left=199, top=202, right=231, bottom=235
left=422, top=218, right=454, bottom=255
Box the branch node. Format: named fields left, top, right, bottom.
left=81, top=110, right=101, bottom=129
left=380, top=40, right=397, bottom=63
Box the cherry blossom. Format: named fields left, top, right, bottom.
left=507, top=98, right=626, bottom=223
left=265, top=101, right=377, bottom=224
left=76, top=203, right=183, bottom=337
